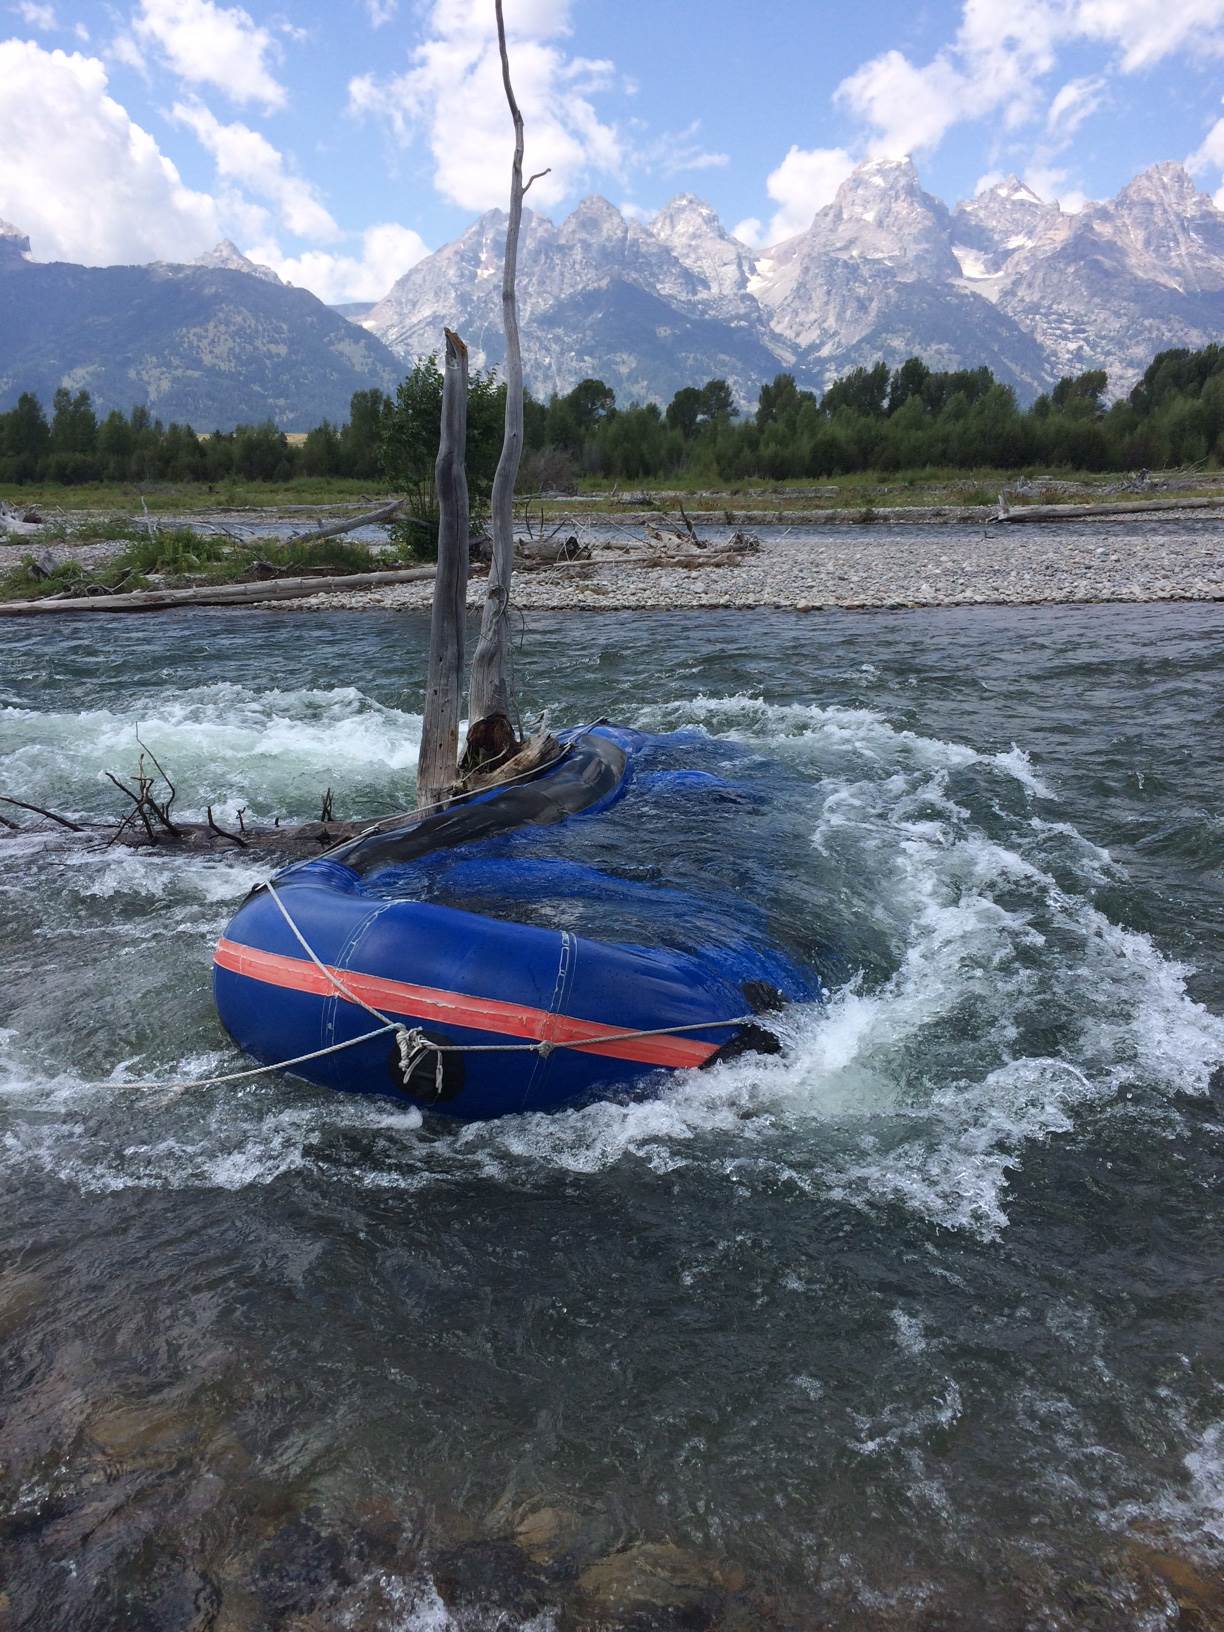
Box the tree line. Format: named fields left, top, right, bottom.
left=2, top=344, right=1222, bottom=490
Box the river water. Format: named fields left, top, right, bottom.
left=2, top=602, right=1223, bottom=1630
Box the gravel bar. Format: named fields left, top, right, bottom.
left=266, top=519, right=1224, bottom=614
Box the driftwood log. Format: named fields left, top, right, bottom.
left=285, top=497, right=404, bottom=545
left=994, top=495, right=1224, bottom=523
left=0, top=565, right=436, bottom=616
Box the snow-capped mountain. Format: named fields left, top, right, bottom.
left=649, top=193, right=759, bottom=316
left=746, top=158, right=1049, bottom=395
left=355, top=156, right=1224, bottom=404
left=986, top=163, right=1224, bottom=383
left=952, top=177, right=1059, bottom=279
left=193, top=239, right=282, bottom=283
left=364, top=195, right=783, bottom=406
left=3, top=158, right=1222, bottom=422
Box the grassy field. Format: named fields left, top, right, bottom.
left=0, top=477, right=383, bottom=515
left=4, top=466, right=1221, bottom=524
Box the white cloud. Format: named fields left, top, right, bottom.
left=837, top=49, right=977, bottom=159
left=732, top=216, right=763, bottom=248
left=348, top=0, right=622, bottom=211
left=1021, top=163, right=1088, bottom=211
left=107, top=29, right=146, bottom=71
left=836, top=0, right=1224, bottom=161
left=172, top=100, right=339, bottom=240
left=13, top=1, right=57, bottom=27
left=760, top=145, right=855, bottom=242
left=1189, top=100, right=1224, bottom=206
left=0, top=40, right=220, bottom=264
left=1045, top=75, right=1107, bottom=138
left=247, top=222, right=430, bottom=303
left=362, top=0, right=396, bottom=22
left=133, top=0, right=286, bottom=110
left=637, top=121, right=728, bottom=176
left=1074, top=0, right=1224, bottom=71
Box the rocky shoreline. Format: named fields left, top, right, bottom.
left=272, top=519, right=1224, bottom=614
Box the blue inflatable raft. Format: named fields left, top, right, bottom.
left=213, top=725, right=811, bottom=1120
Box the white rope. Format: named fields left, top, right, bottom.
left=116, top=1021, right=401, bottom=1093
left=264, top=878, right=752, bottom=1049
left=265, top=879, right=397, bottom=1027
left=119, top=874, right=756, bottom=1099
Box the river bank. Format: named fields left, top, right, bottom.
left=3, top=508, right=1222, bottom=616
left=276, top=515, right=1224, bottom=613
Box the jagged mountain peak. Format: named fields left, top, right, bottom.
left=824, top=157, right=951, bottom=241
left=653, top=193, right=722, bottom=228
left=833, top=157, right=926, bottom=213
left=1116, top=161, right=1202, bottom=208
left=1088, top=161, right=1224, bottom=293
left=650, top=193, right=758, bottom=310
left=953, top=176, right=1061, bottom=279
left=0, top=218, right=31, bottom=261
left=194, top=240, right=282, bottom=282
left=977, top=175, right=1046, bottom=206
left=562, top=194, right=625, bottom=230
left=777, top=155, right=958, bottom=284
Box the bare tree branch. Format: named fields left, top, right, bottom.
left=206, top=805, right=249, bottom=848
left=0, top=793, right=84, bottom=832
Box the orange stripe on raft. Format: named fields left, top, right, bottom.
left=213, top=937, right=722, bottom=1070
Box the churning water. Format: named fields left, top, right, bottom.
left=2, top=602, right=1223, bottom=1629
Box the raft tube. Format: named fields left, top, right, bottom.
left=213, top=726, right=804, bottom=1120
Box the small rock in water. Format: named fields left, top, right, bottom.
left=432, top=1538, right=550, bottom=1618
left=251, top=1513, right=354, bottom=1621
left=576, top=1539, right=744, bottom=1622
left=87, top=1401, right=196, bottom=1462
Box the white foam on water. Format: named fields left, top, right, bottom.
left=1107, top=1407, right=1224, bottom=1559
left=891, top=1310, right=927, bottom=1354
left=0, top=683, right=423, bottom=822
left=1185, top=1422, right=1224, bottom=1547
left=2, top=692, right=1221, bottom=1239
left=532, top=695, right=1224, bottom=1237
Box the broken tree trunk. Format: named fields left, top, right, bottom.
left=466, top=0, right=548, bottom=744
left=416, top=328, right=470, bottom=810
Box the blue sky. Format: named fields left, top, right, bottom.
left=1, top=0, right=1222, bottom=302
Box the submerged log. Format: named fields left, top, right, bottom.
left=0, top=812, right=384, bottom=852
